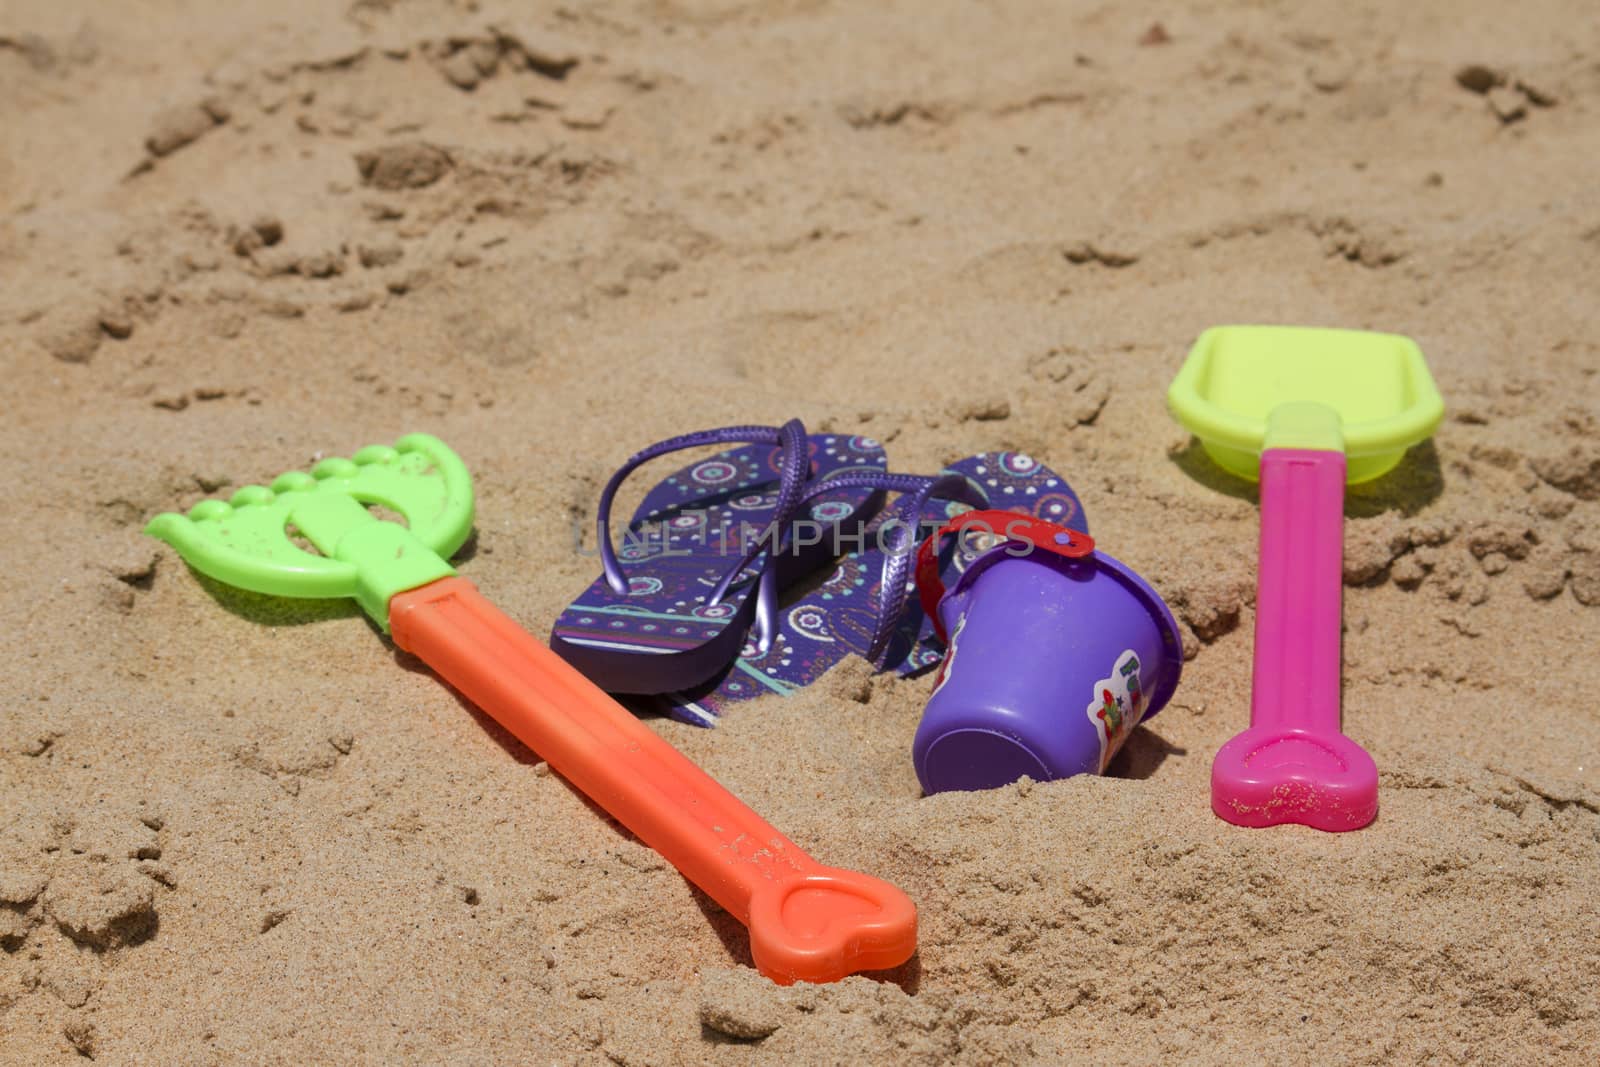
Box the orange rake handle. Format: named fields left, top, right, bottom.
left=388, top=577, right=917, bottom=984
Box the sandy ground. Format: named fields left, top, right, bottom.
left=4, top=0, right=1600, bottom=1062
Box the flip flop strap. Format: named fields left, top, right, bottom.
left=596, top=421, right=812, bottom=637
left=864, top=473, right=988, bottom=667
left=728, top=419, right=810, bottom=651
left=760, top=470, right=988, bottom=669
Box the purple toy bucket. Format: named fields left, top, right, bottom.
left=912, top=521, right=1183, bottom=794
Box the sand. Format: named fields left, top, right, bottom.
left=3, top=0, right=1599, bottom=1062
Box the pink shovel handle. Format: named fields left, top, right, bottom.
left=1252, top=448, right=1346, bottom=732
left=1211, top=448, right=1378, bottom=830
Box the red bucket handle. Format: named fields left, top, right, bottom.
left=913, top=510, right=1096, bottom=644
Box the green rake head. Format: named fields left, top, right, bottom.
left=145, top=434, right=474, bottom=629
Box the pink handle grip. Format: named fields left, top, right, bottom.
left=1211, top=448, right=1378, bottom=831
left=1252, top=448, right=1346, bottom=732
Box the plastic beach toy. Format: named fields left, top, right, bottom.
left=1168, top=326, right=1444, bottom=831
left=910, top=511, right=1183, bottom=793
left=145, top=434, right=916, bottom=984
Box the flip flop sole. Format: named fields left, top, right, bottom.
left=660, top=452, right=1086, bottom=725
left=551, top=434, right=887, bottom=694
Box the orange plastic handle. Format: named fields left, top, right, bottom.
left=388, top=577, right=917, bottom=984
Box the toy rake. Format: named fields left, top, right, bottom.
left=145, top=434, right=916, bottom=985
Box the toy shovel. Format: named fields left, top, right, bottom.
left=1168, top=327, right=1443, bottom=831
left=145, top=434, right=916, bottom=984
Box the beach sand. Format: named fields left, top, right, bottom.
left=3, top=1, right=1598, bottom=1062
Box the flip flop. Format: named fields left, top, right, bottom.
left=550, top=420, right=889, bottom=694
left=657, top=452, right=1088, bottom=725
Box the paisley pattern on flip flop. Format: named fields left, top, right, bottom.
left=659, top=452, right=1087, bottom=725
left=550, top=434, right=887, bottom=692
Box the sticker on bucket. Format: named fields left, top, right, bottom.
left=929, top=614, right=968, bottom=697
left=1085, top=650, right=1146, bottom=773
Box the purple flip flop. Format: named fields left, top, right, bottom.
left=657, top=452, right=1089, bottom=725
left=549, top=420, right=889, bottom=694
